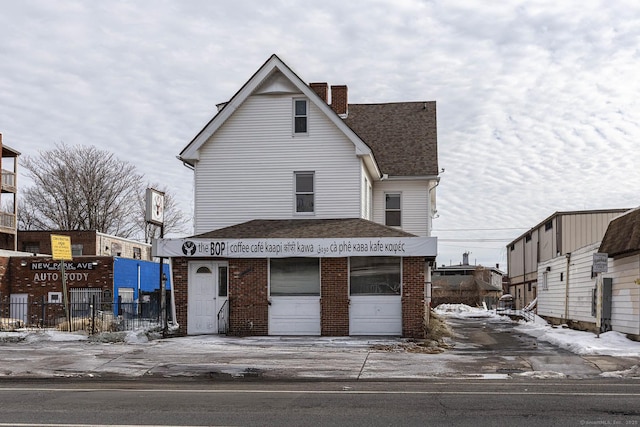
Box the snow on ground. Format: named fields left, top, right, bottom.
left=435, top=304, right=640, bottom=357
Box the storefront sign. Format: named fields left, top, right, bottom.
left=29, top=262, right=96, bottom=271
left=153, top=237, right=437, bottom=258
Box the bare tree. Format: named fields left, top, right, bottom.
left=20, top=143, right=143, bottom=237
left=135, top=184, right=190, bottom=243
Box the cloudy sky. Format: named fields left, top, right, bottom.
left=1, top=0, right=638, bottom=269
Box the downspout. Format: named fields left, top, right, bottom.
left=565, top=252, right=571, bottom=321
left=425, top=177, right=441, bottom=325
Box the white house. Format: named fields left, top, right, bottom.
left=155, top=54, right=439, bottom=337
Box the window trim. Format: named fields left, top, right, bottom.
left=384, top=192, right=402, bottom=227
left=293, top=98, right=308, bottom=135
left=294, top=171, right=315, bottom=215
left=269, top=257, right=320, bottom=296
left=349, top=256, right=402, bottom=296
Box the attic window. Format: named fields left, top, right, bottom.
left=294, top=99, right=308, bottom=134
left=545, top=220, right=553, bottom=231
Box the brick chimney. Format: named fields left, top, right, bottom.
left=330, top=85, right=348, bottom=115
left=309, top=82, right=328, bottom=103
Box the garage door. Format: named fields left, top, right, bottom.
left=349, top=256, right=402, bottom=335
left=268, top=258, right=320, bottom=335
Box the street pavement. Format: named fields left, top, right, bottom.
left=0, top=319, right=639, bottom=381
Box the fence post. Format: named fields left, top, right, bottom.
left=41, top=295, right=46, bottom=329
left=91, top=295, right=96, bottom=336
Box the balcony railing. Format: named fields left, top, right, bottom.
left=1, top=170, right=16, bottom=193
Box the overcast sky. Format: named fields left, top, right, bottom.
left=1, top=0, right=638, bottom=269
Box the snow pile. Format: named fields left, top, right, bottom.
left=514, top=316, right=640, bottom=357
left=434, top=304, right=501, bottom=319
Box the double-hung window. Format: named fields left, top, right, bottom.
left=385, top=193, right=401, bottom=226
left=294, top=99, right=308, bottom=134
left=295, top=171, right=314, bottom=213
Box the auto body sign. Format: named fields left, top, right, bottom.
left=153, top=237, right=437, bottom=258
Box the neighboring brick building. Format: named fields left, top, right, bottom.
left=18, top=230, right=152, bottom=260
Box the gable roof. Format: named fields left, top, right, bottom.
left=192, top=218, right=416, bottom=239
left=343, top=102, right=438, bottom=176
left=179, top=54, right=380, bottom=178
left=599, top=208, right=640, bottom=257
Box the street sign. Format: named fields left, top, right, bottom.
left=50, top=235, right=72, bottom=261
left=593, top=253, right=608, bottom=273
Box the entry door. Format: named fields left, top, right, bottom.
left=187, top=261, right=228, bottom=335
left=10, top=294, right=28, bottom=326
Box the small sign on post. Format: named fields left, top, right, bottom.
left=51, top=234, right=73, bottom=331
left=51, top=234, right=73, bottom=261
left=593, top=253, right=608, bottom=273
left=592, top=252, right=608, bottom=338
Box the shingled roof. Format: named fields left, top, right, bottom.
left=343, top=102, right=438, bottom=177
left=599, top=208, right=640, bottom=257
left=192, top=218, right=416, bottom=239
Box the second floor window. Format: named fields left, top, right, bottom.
left=385, top=193, right=401, bottom=226
left=294, top=99, right=308, bottom=134
left=295, top=171, right=314, bottom=213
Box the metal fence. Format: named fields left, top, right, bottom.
left=0, top=295, right=171, bottom=334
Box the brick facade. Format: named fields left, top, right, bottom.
left=17, top=231, right=151, bottom=260
left=321, top=257, right=349, bottom=336
left=401, top=257, right=426, bottom=338
left=171, top=256, right=427, bottom=338
left=229, top=259, right=269, bottom=336
left=0, top=256, right=114, bottom=327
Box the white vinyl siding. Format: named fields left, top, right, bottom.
left=193, top=94, right=361, bottom=233
left=537, top=244, right=599, bottom=322
left=372, top=180, right=429, bottom=237
left=604, top=254, right=640, bottom=335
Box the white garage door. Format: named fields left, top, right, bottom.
left=269, top=296, right=321, bottom=335
left=349, top=295, right=402, bottom=335
left=268, top=258, right=320, bottom=335
left=349, top=256, right=402, bottom=336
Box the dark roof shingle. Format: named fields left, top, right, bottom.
left=343, top=102, right=438, bottom=176
left=193, top=218, right=416, bottom=239
left=599, top=209, right=640, bottom=257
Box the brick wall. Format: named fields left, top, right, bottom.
left=321, top=258, right=349, bottom=336
left=18, top=231, right=98, bottom=255
left=402, top=257, right=426, bottom=338
left=0, top=256, right=9, bottom=296
left=6, top=256, right=113, bottom=298
left=17, top=231, right=151, bottom=260
left=171, top=256, right=427, bottom=338
left=229, top=258, right=268, bottom=336
left=2, top=256, right=113, bottom=326
left=171, top=257, right=189, bottom=336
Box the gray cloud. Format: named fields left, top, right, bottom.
left=1, top=0, right=638, bottom=269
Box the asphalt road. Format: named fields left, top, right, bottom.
left=0, top=379, right=639, bottom=426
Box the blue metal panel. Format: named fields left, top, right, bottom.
left=112, top=257, right=171, bottom=314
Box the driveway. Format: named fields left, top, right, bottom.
left=443, top=316, right=638, bottom=378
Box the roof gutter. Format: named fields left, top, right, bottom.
left=381, top=175, right=440, bottom=182
left=177, top=156, right=195, bottom=170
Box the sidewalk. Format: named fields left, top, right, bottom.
left=1, top=329, right=639, bottom=380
